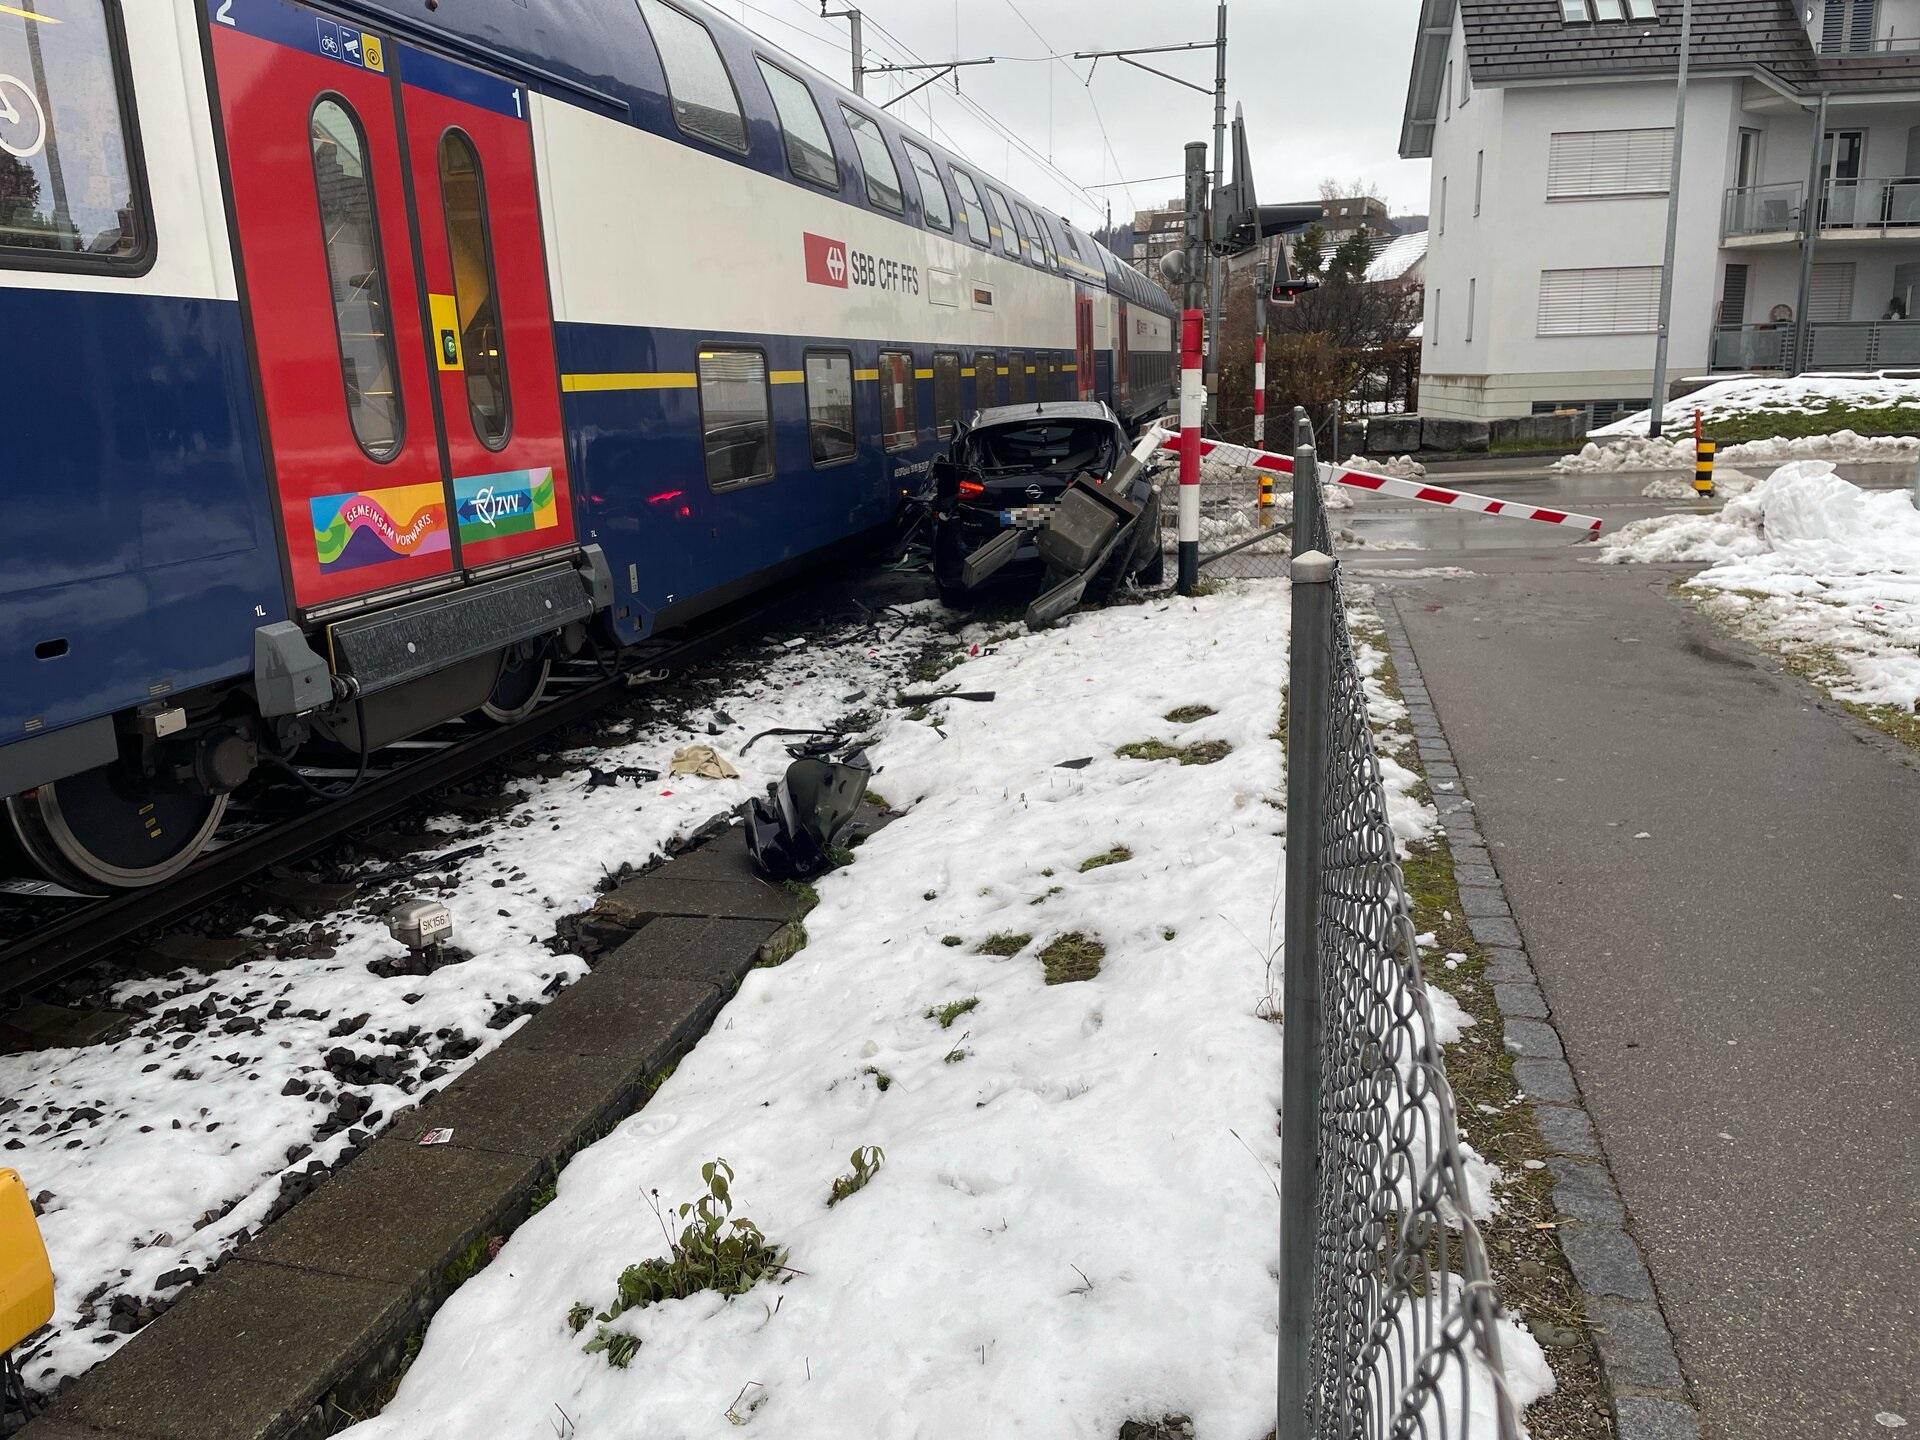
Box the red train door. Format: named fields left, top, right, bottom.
left=208, top=0, right=574, bottom=616
left=1075, top=294, right=1096, bottom=401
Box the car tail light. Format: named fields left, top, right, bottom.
left=958, top=480, right=986, bottom=500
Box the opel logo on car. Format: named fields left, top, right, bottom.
left=1026, top=486, right=1044, bottom=502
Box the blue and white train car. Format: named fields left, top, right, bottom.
left=0, top=0, right=1177, bottom=891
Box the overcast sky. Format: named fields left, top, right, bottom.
left=717, top=0, right=1434, bottom=232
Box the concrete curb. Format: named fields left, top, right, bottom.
left=1378, top=600, right=1704, bottom=1440
left=23, top=824, right=820, bottom=1440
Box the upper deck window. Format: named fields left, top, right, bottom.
left=840, top=106, right=903, bottom=215
left=637, top=0, right=748, bottom=153
left=984, top=186, right=1021, bottom=259
left=757, top=59, right=837, bottom=189
left=902, top=141, right=952, bottom=232
left=950, top=167, right=991, bottom=248
left=1013, top=203, right=1047, bottom=267
left=0, top=0, right=148, bottom=269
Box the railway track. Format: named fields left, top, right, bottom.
left=0, top=580, right=844, bottom=1002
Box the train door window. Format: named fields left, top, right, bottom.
left=950, top=168, right=990, bottom=248
left=1008, top=348, right=1028, bottom=404
left=932, top=352, right=961, bottom=439
left=985, top=186, right=1021, bottom=259
left=757, top=58, right=838, bottom=190
left=438, top=132, right=511, bottom=450
left=0, top=0, right=148, bottom=268
left=697, top=348, right=774, bottom=490
left=839, top=106, right=903, bottom=215
left=877, top=349, right=917, bottom=451
left=804, top=349, right=856, bottom=466
left=636, top=0, right=748, bottom=153
left=902, top=140, right=951, bottom=232
left=311, top=98, right=403, bottom=462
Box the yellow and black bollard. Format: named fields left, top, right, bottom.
left=1694, top=436, right=1717, bottom=498
left=1258, top=469, right=1274, bottom=527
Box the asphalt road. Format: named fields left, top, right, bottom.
left=1341, top=462, right=1919, bottom=1438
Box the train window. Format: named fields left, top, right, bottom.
left=975, top=352, right=998, bottom=408
left=0, top=0, right=148, bottom=268
left=932, top=353, right=961, bottom=440
left=438, top=132, right=511, bottom=450
left=1008, top=349, right=1028, bottom=404
left=984, top=187, right=1021, bottom=260
left=804, top=350, right=856, bottom=466
left=877, top=350, right=917, bottom=452
left=1035, top=219, right=1060, bottom=272
left=950, top=168, right=990, bottom=248
left=636, top=0, right=748, bottom=154
left=311, top=98, right=403, bottom=462
left=1013, top=203, right=1045, bottom=267
left=839, top=107, right=903, bottom=215
left=697, top=348, right=774, bottom=490
left=757, top=59, right=838, bottom=190
left=901, top=141, right=951, bottom=232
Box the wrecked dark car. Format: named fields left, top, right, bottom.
left=930, top=401, right=1165, bottom=611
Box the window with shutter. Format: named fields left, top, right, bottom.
left=1536, top=267, right=1664, bottom=335
left=1823, top=0, right=1880, bottom=52
left=1547, top=130, right=1675, bottom=198
left=1810, top=262, right=1856, bottom=321
left=1718, top=264, right=1750, bottom=326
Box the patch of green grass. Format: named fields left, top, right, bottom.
left=441, top=1235, right=492, bottom=1290
left=572, top=1160, right=784, bottom=1368
left=863, top=1066, right=893, bottom=1093
left=927, top=996, right=980, bottom=1028
left=1163, top=704, right=1217, bottom=724
left=827, top=1145, right=884, bottom=1207
left=1695, top=399, right=1920, bottom=445
left=527, top=1174, right=559, bottom=1217
left=1116, top=738, right=1233, bottom=766
left=942, top=1044, right=969, bottom=1064
left=1079, top=844, right=1133, bottom=872
left=758, top=919, right=808, bottom=967
left=977, top=931, right=1032, bottom=956
left=1162, top=927, right=1177, bottom=942
left=1028, top=886, right=1064, bottom=906
left=863, top=790, right=890, bottom=811
left=1039, top=932, right=1105, bottom=985
left=941, top=934, right=963, bottom=948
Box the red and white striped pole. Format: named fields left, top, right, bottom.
left=1252, top=332, right=1268, bottom=449
left=1177, top=308, right=1206, bottom=595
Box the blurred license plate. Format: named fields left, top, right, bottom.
left=998, top=505, right=1055, bottom=529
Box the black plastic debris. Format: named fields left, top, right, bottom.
left=742, top=737, right=873, bottom=881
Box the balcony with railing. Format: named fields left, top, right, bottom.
left=1710, top=319, right=1920, bottom=370
left=1724, top=177, right=1920, bottom=241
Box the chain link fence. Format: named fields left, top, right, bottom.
left=1279, top=412, right=1521, bottom=1440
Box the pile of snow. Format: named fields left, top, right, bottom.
left=1555, top=430, right=1920, bottom=476
left=1343, top=453, right=1429, bottom=480
left=1593, top=374, right=1920, bottom=438
left=1599, top=462, right=1920, bottom=710
left=0, top=610, right=943, bottom=1396
left=339, top=588, right=1547, bottom=1440
left=1639, top=467, right=1764, bottom=501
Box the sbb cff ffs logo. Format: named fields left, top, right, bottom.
left=805, top=232, right=848, bottom=289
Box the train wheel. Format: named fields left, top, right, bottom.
left=477, top=647, right=552, bottom=725
left=5, top=768, right=227, bottom=892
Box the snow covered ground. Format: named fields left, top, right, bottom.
left=1555, top=430, right=1920, bottom=476
left=335, top=585, right=1549, bottom=1440
left=0, top=607, right=944, bottom=1398
left=1591, top=374, right=1920, bottom=439
left=1599, top=463, right=1920, bottom=715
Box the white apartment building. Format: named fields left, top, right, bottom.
left=1402, top=0, right=1920, bottom=424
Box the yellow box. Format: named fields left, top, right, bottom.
left=0, top=1168, right=53, bottom=1353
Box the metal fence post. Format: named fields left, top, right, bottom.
left=1291, top=409, right=1318, bottom=559
left=1279, top=544, right=1335, bottom=1440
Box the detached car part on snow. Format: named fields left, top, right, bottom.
left=930, top=403, right=1167, bottom=627
left=740, top=733, right=874, bottom=881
